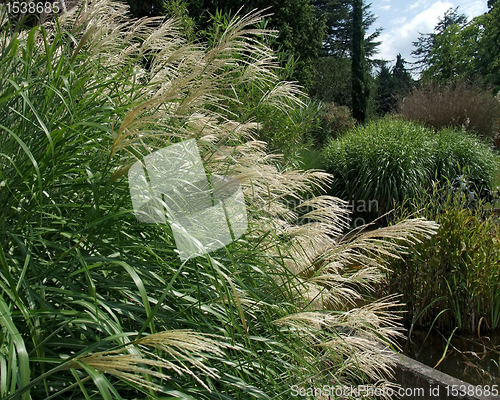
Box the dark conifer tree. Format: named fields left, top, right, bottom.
left=392, top=54, right=413, bottom=95
left=375, top=63, right=394, bottom=116
left=312, top=0, right=381, bottom=59
left=351, top=0, right=367, bottom=123
left=375, top=54, right=413, bottom=116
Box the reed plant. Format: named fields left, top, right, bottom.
left=0, top=1, right=438, bottom=398
left=399, top=83, right=500, bottom=140
left=384, top=187, right=500, bottom=333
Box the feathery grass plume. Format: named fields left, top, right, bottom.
left=0, top=0, right=439, bottom=398
left=273, top=297, right=405, bottom=395
left=73, top=330, right=238, bottom=392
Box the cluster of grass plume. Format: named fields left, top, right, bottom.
left=0, top=1, right=438, bottom=398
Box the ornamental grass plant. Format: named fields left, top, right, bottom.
left=0, top=2, right=438, bottom=398
left=322, top=118, right=435, bottom=217
left=398, top=83, right=500, bottom=140
left=434, top=127, right=497, bottom=190
left=383, top=187, right=500, bottom=333
left=322, top=117, right=497, bottom=219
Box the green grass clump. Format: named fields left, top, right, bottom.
left=322, top=118, right=435, bottom=215
left=322, top=117, right=497, bottom=218
left=383, top=189, right=500, bottom=333
left=434, top=127, right=497, bottom=187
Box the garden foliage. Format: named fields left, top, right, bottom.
left=385, top=189, right=500, bottom=333
left=434, top=128, right=497, bottom=198
left=399, top=84, right=500, bottom=140
left=0, top=1, right=438, bottom=398
left=322, top=117, right=497, bottom=217
left=413, top=3, right=500, bottom=92
left=315, top=101, right=356, bottom=145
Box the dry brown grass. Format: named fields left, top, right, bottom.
left=398, top=83, right=500, bottom=139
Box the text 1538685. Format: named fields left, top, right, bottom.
left=6, top=2, right=61, bottom=14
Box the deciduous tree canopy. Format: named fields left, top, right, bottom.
left=411, top=7, right=468, bottom=74
left=413, top=4, right=500, bottom=92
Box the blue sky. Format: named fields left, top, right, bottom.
left=369, top=0, right=488, bottom=66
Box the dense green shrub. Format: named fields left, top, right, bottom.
left=434, top=127, right=497, bottom=185
left=322, top=118, right=435, bottom=216
left=247, top=98, right=321, bottom=159
left=399, top=83, right=500, bottom=140
left=383, top=189, right=500, bottom=333
left=310, top=55, right=352, bottom=107
left=322, top=117, right=497, bottom=217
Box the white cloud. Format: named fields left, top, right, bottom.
left=461, top=0, right=488, bottom=19
left=408, top=0, right=426, bottom=10
left=378, top=1, right=453, bottom=62
left=391, top=17, right=407, bottom=25
left=379, top=5, right=391, bottom=11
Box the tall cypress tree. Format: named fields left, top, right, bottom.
left=313, top=0, right=381, bottom=59
left=351, top=0, right=367, bottom=123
